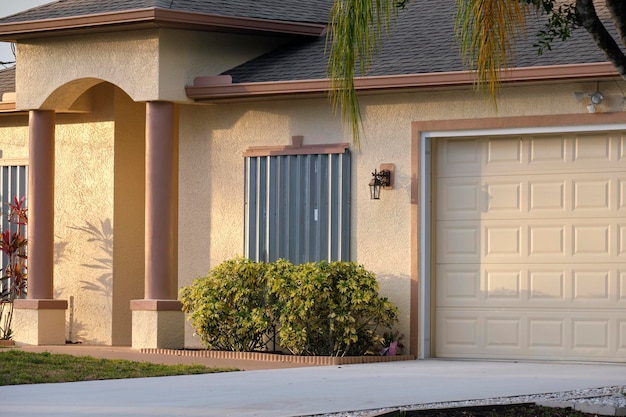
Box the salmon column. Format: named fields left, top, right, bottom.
left=13, top=110, right=67, bottom=345
left=130, top=101, right=183, bottom=349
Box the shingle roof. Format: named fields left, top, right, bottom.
left=224, top=0, right=608, bottom=83
left=0, top=66, right=15, bottom=96
left=0, top=0, right=613, bottom=90
left=0, top=0, right=333, bottom=25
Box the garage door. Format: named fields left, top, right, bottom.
left=435, top=131, right=626, bottom=362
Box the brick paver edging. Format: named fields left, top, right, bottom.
left=140, top=349, right=415, bottom=365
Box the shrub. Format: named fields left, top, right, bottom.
left=180, top=258, right=399, bottom=356
left=0, top=196, right=28, bottom=341
left=269, top=260, right=398, bottom=356
left=180, top=257, right=274, bottom=352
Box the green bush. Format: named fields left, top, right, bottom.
left=269, top=260, right=398, bottom=356
left=180, top=257, right=274, bottom=351
left=180, top=258, right=399, bottom=356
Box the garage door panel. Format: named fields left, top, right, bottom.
left=438, top=138, right=483, bottom=176
left=435, top=133, right=626, bottom=362
left=529, top=225, right=565, bottom=257
left=438, top=219, right=623, bottom=263
left=486, top=137, right=523, bottom=167
left=573, top=179, right=610, bottom=211
left=529, top=318, right=565, bottom=349
left=573, top=133, right=612, bottom=161
left=439, top=173, right=624, bottom=221
left=436, top=265, right=481, bottom=303
left=485, top=318, right=521, bottom=348
left=437, top=313, right=482, bottom=350
left=437, top=178, right=483, bottom=219
left=529, top=135, right=567, bottom=165
left=573, top=319, right=609, bottom=349
left=437, top=309, right=626, bottom=360
left=437, top=221, right=482, bottom=263
left=438, top=264, right=624, bottom=309
left=529, top=180, right=566, bottom=212
left=485, top=225, right=522, bottom=258
left=438, top=133, right=626, bottom=178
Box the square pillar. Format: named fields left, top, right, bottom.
left=12, top=300, right=67, bottom=345
left=130, top=300, right=183, bottom=349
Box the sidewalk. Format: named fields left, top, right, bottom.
left=4, top=345, right=626, bottom=417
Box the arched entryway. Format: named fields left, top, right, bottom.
left=13, top=79, right=182, bottom=348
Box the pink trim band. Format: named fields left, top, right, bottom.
left=243, top=142, right=349, bottom=157
left=130, top=299, right=183, bottom=311
left=14, top=299, right=68, bottom=310
left=187, top=62, right=619, bottom=101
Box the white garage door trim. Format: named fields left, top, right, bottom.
left=418, top=122, right=626, bottom=360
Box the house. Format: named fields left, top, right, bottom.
left=0, top=0, right=624, bottom=362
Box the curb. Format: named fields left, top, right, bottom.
left=536, top=398, right=626, bottom=416
left=140, top=348, right=415, bottom=366
left=364, top=401, right=626, bottom=417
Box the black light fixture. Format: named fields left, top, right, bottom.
left=369, top=168, right=392, bottom=200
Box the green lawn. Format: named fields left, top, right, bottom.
left=0, top=349, right=238, bottom=386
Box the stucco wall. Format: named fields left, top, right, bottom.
left=0, top=116, right=29, bottom=162
left=15, top=29, right=288, bottom=109
left=53, top=84, right=116, bottom=345
left=16, top=30, right=160, bottom=109
left=158, top=29, right=288, bottom=102
left=112, top=88, right=146, bottom=346
left=178, top=79, right=626, bottom=349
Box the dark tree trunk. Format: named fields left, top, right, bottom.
left=606, top=0, right=626, bottom=47
left=576, top=0, right=626, bottom=80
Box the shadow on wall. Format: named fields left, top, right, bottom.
left=73, top=219, right=113, bottom=299
left=67, top=219, right=113, bottom=344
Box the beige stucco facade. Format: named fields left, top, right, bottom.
left=2, top=23, right=625, bottom=357
left=177, top=80, right=626, bottom=348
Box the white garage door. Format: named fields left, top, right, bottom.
left=435, top=131, right=626, bottom=362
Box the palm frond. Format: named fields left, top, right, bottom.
left=327, top=0, right=401, bottom=146
left=456, top=0, right=528, bottom=99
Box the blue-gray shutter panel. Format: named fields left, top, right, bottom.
left=244, top=151, right=350, bottom=264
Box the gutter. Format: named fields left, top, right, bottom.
left=186, top=62, right=620, bottom=102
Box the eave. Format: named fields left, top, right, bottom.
left=0, top=8, right=328, bottom=41
left=186, top=62, right=620, bottom=103
left=0, top=101, right=16, bottom=113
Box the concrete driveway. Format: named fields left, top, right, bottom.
left=2, top=359, right=626, bottom=417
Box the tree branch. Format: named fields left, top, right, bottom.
left=576, top=0, right=626, bottom=79
left=606, top=0, right=626, bottom=48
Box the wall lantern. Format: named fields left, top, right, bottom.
left=369, top=164, right=394, bottom=200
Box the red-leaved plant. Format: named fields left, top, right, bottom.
left=0, top=196, right=27, bottom=340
